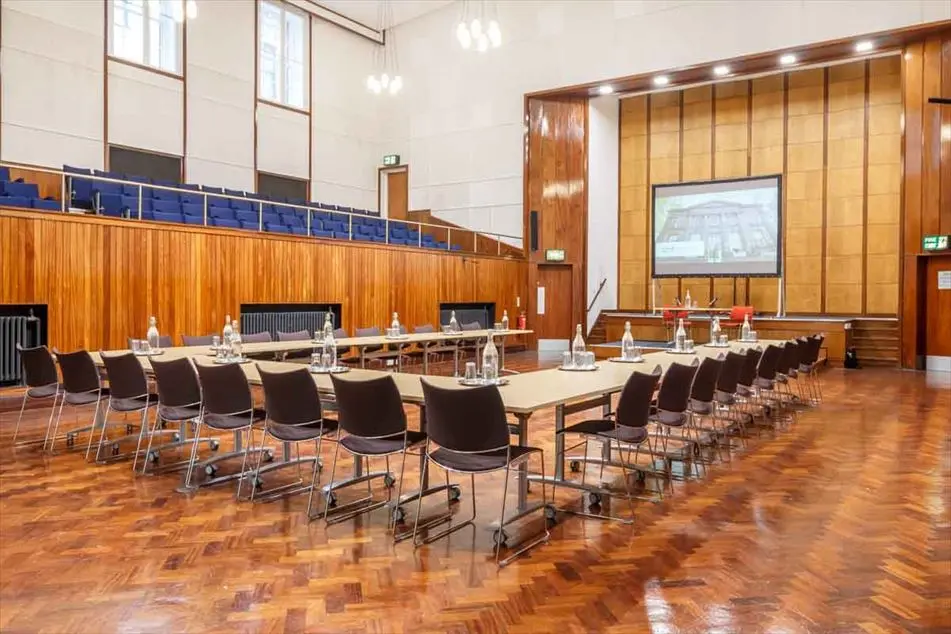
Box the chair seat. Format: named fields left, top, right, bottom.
left=650, top=408, right=687, bottom=426
left=754, top=377, right=774, bottom=390
left=267, top=419, right=339, bottom=442
left=112, top=393, right=158, bottom=412
left=736, top=385, right=754, bottom=397
left=430, top=445, right=539, bottom=473
left=787, top=368, right=798, bottom=378
left=27, top=384, right=59, bottom=399
left=689, top=400, right=715, bottom=415
left=64, top=388, right=109, bottom=405
left=159, top=404, right=202, bottom=422
left=715, top=391, right=736, bottom=405
left=340, top=429, right=426, bottom=455
left=563, top=419, right=649, bottom=445
left=204, top=408, right=267, bottom=430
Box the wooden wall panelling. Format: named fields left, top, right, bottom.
left=924, top=255, right=951, bottom=357
left=649, top=92, right=681, bottom=307
left=0, top=211, right=529, bottom=352
left=942, top=36, right=951, bottom=236
left=825, top=61, right=867, bottom=314
left=784, top=68, right=825, bottom=313
left=865, top=56, right=902, bottom=315
left=618, top=96, right=649, bottom=310
left=680, top=86, right=714, bottom=307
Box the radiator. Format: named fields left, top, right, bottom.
left=1, top=316, right=35, bottom=384
left=241, top=310, right=335, bottom=340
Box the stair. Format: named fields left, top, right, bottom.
left=588, top=313, right=607, bottom=344
left=850, top=319, right=899, bottom=367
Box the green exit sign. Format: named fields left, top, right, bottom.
left=382, top=154, right=401, bottom=166
left=545, top=248, right=566, bottom=262
left=923, top=235, right=949, bottom=251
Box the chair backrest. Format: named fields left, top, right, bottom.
left=805, top=335, right=822, bottom=364
left=414, top=324, right=435, bottom=334
left=615, top=371, right=661, bottom=430
left=330, top=374, right=406, bottom=438
left=126, top=335, right=173, bottom=349
left=277, top=329, right=311, bottom=342
left=780, top=341, right=801, bottom=374
left=182, top=334, right=215, bottom=346
left=656, top=362, right=698, bottom=413
left=355, top=326, right=381, bottom=338
left=258, top=366, right=323, bottom=425
left=690, top=356, right=723, bottom=403
left=717, top=351, right=746, bottom=394
left=16, top=344, right=58, bottom=389
left=100, top=351, right=149, bottom=399
left=738, top=348, right=763, bottom=387
left=193, top=362, right=253, bottom=415
left=756, top=345, right=783, bottom=380
left=242, top=331, right=272, bottom=343
left=55, top=349, right=101, bottom=394
left=150, top=357, right=201, bottom=408
left=729, top=306, right=754, bottom=322
left=420, top=380, right=509, bottom=452
left=460, top=321, right=481, bottom=331
left=662, top=310, right=675, bottom=323
left=333, top=327, right=348, bottom=339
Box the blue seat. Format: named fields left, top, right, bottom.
left=31, top=197, right=61, bottom=211
left=98, top=193, right=125, bottom=216
left=121, top=195, right=153, bottom=213
left=180, top=192, right=204, bottom=204
left=182, top=215, right=204, bottom=225
left=224, top=188, right=245, bottom=198
left=280, top=213, right=302, bottom=227
left=450, top=244, right=463, bottom=251
left=261, top=212, right=281, bottom=225
left=235, top=211, right=258, bottom=224
left=266, top=223, right=290, bottom=234
left=208, top=206, right=235, bottom=220
left=231, top=198, right=253, bottom=211
left=333, top=231, right=350, bottom=239
left=180, top=183, right=200, bottom=191
left=94, top=182, right=123, bottom=198
left=206, top=195, right=229, bottom=207
left=153, top=200, right=182, bottom=215
left=389, top=238, right=407, bottom=246
left=181, top=203, right=204, bottom=217
left=153, top=211, right=183, bottom=223
left=239, top=221, right=259, bottom=230
left=289, top=227, right=308, bottom=236
left=0, top=167, right=9, bottom=182
left=391, top=228, right=408, bottom=239
left=64, top=166, right=95, bottom=208
left=371, top=236, right=386, bottom=243
left=212, top=218, right=240, bottom=229
left=312, top=229, right=334, bottom=239
left=126, top=174, right=151, bottom=184
left=152, top=189, right=180, bottom=202
left=141, top=211, right=155, bottom=221
left=1, top=195, right=31, bottom=208
left=436, top=241, right=448, bottom=249
left=2, top=181, right=40, bottom=199
left=203, top=185, right=224, bottom=194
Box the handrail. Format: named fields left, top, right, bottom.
left=587, top=278, right=608, bottom=313
left=0, top=161, right=524, bottom=254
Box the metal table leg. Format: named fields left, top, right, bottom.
left=423, top=343, right=430, bottom=374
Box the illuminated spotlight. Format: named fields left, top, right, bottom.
left=855, top=40, right=874, bottom=53
left=779, top=53, right=798, bottom=66
left=598, top=84, right=614, bottom=95
left=653, top=75, right=670, bottom=86
left=713, top=65, right=731, bottom=77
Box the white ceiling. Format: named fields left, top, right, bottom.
left=316, top=0, right=454, bottom=29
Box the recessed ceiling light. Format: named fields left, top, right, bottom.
left=713, top=65, right=731, bottom=77
left=653, top=75, right=670, bottom=86
left=779, top=53, right=797, bottom=66
left=598, top=84, right=614, bottom=95
left=855, top=40, right=874, bottom=53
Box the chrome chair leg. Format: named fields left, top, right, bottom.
left=12, top=392, right=27, bottom=445
left=88, top=398, right=109, bottom=461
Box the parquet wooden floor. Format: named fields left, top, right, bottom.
left=0, top=354, right=948, bottom=634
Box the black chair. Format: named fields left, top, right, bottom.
left=182, top=334, right=216, bottom=346
left=145, top=357, right=217, bottom=475
left=276, top=329, right=312, bottom=360
left=736, top=347, right=763, bottom=420
left=458, top=321, right=482, bottom=361
left=687, top=356, right=725, bottom=463
left=797, top=335, right=824, bottom=403
left=256, top=366, right=338, bottom=515
left=354, top=326, right=402, bottom=369
left=324, top=374, right=426, bottom=528
left=50, top=349, right=109, bottom=457
left=242, top=331, right=273, bottom=343
left=413, top=380, right=550, bottom=566
left=96, top=351, right=163, bottom=468
left=753, top=345, right=785, bottom=423
left=557, top=368, right=662, bottom=521
left=126, top=335, right=173, bottom=349
left=650, top=360, right=700, bottom=479
left=13, top=344, right=60, bottom=447
left=715, top=351, right=751, bottom=441
left=410, top=324, right=455, bottom=369
left=191, top=361, right=270, bottom=498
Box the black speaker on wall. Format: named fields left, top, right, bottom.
left=530, top=210, right=539, bottom=252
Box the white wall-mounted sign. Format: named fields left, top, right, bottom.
left=938, top=270, right=951, bottom=290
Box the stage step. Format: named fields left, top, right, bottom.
left=850, top=319, right=900, bottom=367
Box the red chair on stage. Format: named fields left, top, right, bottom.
left=720, top=306, right=754, bottom=337
left=662, top=309, right=691, bottom=342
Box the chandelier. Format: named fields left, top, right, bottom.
left=455, top=0, right=501, bottom=52
left=366, top=0, right=403, bottom=95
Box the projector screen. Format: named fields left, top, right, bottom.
left=651, top=175, right=782, bottom=278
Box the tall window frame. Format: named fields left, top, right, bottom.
left=258, top=0, right=309, bottom=110
left=107, top=0, right=183, bottom=75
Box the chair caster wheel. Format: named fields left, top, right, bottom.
left=205, top=464, right=219, bottom=477
left=637, top=471, right=647, bottom=483
left=326, top=492, right=337, bottom=508
left=392, top=506, right=406, bottom=523
left=316, top=458, right=323, bottom=472
left=172, top=433, right=181, bottom=442
left=383, top=474, right=396, bottom=488
left=148, top=451, right=160, bottom=463
left=112, top=444, right=120, bottom=456
left=587, top=492, right=602, bottom=507
left=544, top=504, right=557, bottom=521
left=262, top=451, right=274, bottom=463
left=126, top=425, right=134, bottom=433
left=493, top=529, right=509, bottom=547
left=209, top=439, right=220, bottom=451
left=254, top=477, right=264, bottom=490
left=66, top=434, right=76, bottom=447
left=160, top=420, right=167, bottom=429
left=569, top=460, right=582, bottom=473
left=449, top=485, right=462, bottom=501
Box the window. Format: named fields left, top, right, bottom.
left=110, top=146, right=183, bottom=183
left=257, top=171, right=308, bottom=201
left=259, top=0, right=307, bottom=109
left=109, top=0, right=181, bottom=74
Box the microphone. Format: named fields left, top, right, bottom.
left=674, top=296, right=681, bottom=307
left=709, top=296, right=719, bottom=308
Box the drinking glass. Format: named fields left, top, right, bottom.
left=634, top=346, right=643, bottom=360
left=562, top=351, right=573, bottom=368
left=130, top=339, right=139, bottom=353
left=494, top=322, right=502, bottom=331
left=585, top=352, right=595, bottom=368
left=685, top=339, right=694, bottom=352
left=719, top=334, right=728, bottom=346
left=442, top=325, right=451, bottom=334
left=750, top=331, right=758, bottom=342
left=464, top=362, right=477, bottom=382
left=311, top=352, right=320, bottom=368
left=321, top=353, right=332, bottom=370
left=142, top=340, right=151, bottom=355
left=212, top=335, right=220, bottom=350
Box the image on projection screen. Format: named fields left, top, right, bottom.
left=651, top=175, right=782, bottom=277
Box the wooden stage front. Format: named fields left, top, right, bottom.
left=593, top=311, right=852, bottom=362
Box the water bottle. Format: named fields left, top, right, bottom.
left=710, top=315, right=722, bottom=344
left=390, top=312, right=400, bottom=337
left=449, top=310, right=459, bottom=333
left=741, top=313, right=751, bottom=341
left=571, top=324, right=586, bottom=367
left=322, top=328, right=337, bottom=368
left=230, top=319, right=242, bottom=359
left=621, top=321, right=637, bottom=360
left=501, top=310, right=510, bottom=331
left=675, top=318, right=687, bottom=351
left=146, top=316, right=160, bottom=351
left=322, top=313, right=334, bottom=340
left=684, top=290, right=693, bottom=309
left=482, top=333, right=499, bottom=382
left=222, top=314, right=233, bottom=346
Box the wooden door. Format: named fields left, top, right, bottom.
left=534, top=264, right=574, bottom=344
left=924, top=255, right=951, bottom=359
left=387, top=170, right=408, bottom=220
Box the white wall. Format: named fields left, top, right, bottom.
left=586, top=95, right=619, bottom=332
left=387, top=0, right=951, bottom=241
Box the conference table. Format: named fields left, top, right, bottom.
left=93, top=333, right=785, bottom=526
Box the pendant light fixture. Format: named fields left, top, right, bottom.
left=456, top=0, right=501, bottom=52
left=366, top=0, right=403, bottom=95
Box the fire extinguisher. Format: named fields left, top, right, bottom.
left=517, top=311, right=527, bottom=330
